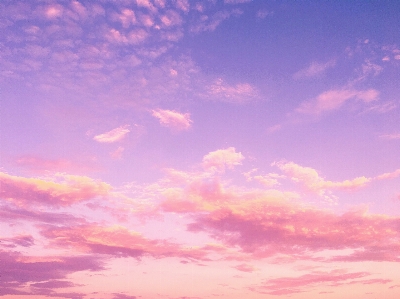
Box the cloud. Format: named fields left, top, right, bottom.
left=274, top=161, right=371, bottom=199
left=190, top=9, right=243, bottom=33
left=110, top=146, right=125, bottom=159
left=293, top=60, right=336, bottom=79
left=207, top=78, right=258, bottom=103
left=41, top=224, right=209, bottom=261
left=151, top=109, right=192, bottom=131
left=14, top=155, right=97, bottom=174
left=187, top=196, right=400, bottom=262
left=202, top=147, right=244, bottom=172
left=93, top=125, right=130, bottom=143
left=380, top=133, right=400, bottom=140
left=296, top=88, right=379, bottom=114
left=0, top=172, right=110, bottom=207
left=225, top=0, right=252, bottom=4
left=0, top=235, right=34, bottom=248
left=274, top=161, right=400, bottom=201
left=250, top=270, right=390, bottom=295
left=0, top=250, right=103, bottom=296
left=233, top=263, right=256, bottom=272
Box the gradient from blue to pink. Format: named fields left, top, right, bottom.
left=1, top=1, right=400, bottom=298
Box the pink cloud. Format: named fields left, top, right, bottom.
left=208, top=78, right=258, bottom=103
left=380, top=133, right=400, bottom=140
left=233, top=263, right=256, bottom=272
left=0, top=172, right=110, bottom=207
left=151, top=109, right=192, bottom=131
left=250, top=270, right=388, bottom=295
left=0, top=250, right=103, bottom=296
left=110, top=146, right=125, bottom=159
left=202, top=147, right=244, bottom=172
left=187, top=195, right=400, bottom=261
left=93, top=125, right=130, bottom=143
left=14, top=155, right=97, bottom=174
left=296, top=88, right=379, bottom=114
left=41, top=224, right=210, bottom=260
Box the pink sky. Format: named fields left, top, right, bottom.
left=1, top=1, right=400, bottom=299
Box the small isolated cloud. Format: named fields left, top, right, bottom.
left=151, top=109, right=192, bottom=131
left=296, top=88, right=379, bottom=115
left=233, top=263, right=256, bottom=272
left=202, top=147, right=244, bottom=172
left=293, top=60, right=336, bottom=79
left=379, top=133, right=400, bottom=140
left=208, top=78, right=258, bottom=103
left=93, top=125, right=130, bottom=143
left=110, top=146, right=125, bottom=159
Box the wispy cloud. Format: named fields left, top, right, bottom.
left=151, top=109, right=192, bottom=131
left=207, top=78, right=258, bottom=103
left=250, top=270, right=390, bottom=295
left=296, top=88, right=379, bottom=114
left=93, top=125, right=130, bottom=143
left=293, top=59, right=336, bottom=79
left=379, top=133, right=400, bottom=140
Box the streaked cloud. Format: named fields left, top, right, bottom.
left=0, top=172, right=110, bottom=207
left=93, top=125, right=130, bottom=143
left=151, top=109, right=192, bottom=131
left=293, top=59, right=336, bottom=79
left=296, top=88, right=379, bottom=114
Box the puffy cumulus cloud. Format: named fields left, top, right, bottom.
left=207, top=78, right=258, bottom=103
left=0, top=172, right=110, bottom=207
left=296, top=88, right=379, bottom=114
left=202, top=147, right=244, bottom=172
left=293, top=59, right=336, bottom=79
left=0, top=250, right=103, bottom=296
left=41, top=224, right=210, bottom=261
left=151, top=109, right=192, bottom=131
left=93, top=125, right=130, bottom=143
left=249, top=270, right=391, bottom=295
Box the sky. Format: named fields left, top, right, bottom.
left=1, top=0, right=400, bottom=298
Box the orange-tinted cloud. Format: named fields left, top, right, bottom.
left=0, top=172, right=110, bottom=207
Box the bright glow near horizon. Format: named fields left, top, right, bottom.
left=1, top=1, right=400, bottom=299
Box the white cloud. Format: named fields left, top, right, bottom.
left=93, top=125, right=130, bottom=143
left=151, top=109, right=192, bottom=131
left=202, top=147, right=244, bottom=172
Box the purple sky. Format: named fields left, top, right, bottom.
left=1, top=1, right=400, bottom=299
